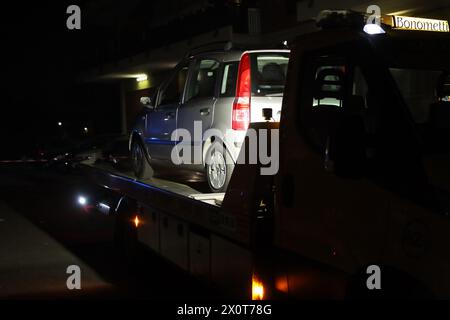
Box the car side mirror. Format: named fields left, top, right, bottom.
left=140, top=96, right=154, bottom=110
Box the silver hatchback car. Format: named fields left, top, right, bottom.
left=130, top=48, right=290, bottom=192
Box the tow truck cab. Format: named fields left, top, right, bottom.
left=275, top=11, right=450, bottom=297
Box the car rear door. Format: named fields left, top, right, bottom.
left=175, top=58, right=220, bottom=165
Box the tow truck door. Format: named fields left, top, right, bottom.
left=276, top=42, right=395, bottom=273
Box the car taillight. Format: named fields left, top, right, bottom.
left=232, top=53, right=251, bottom=130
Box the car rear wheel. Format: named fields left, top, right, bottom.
left=131, top=141, right=153, bottom=180
left=205, top=142, right=234, bottom=192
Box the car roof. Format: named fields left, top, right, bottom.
left=191, top=49, right=290, bottom=63
left=191, top=50, right=243, bottom=63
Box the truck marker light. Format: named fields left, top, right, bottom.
left=275, top=275, right=289, bottom=293
left=77, top=196, right=87, bottom=206
left=133, top=215, right=140, bottom=228
left=99, top=203, right=110, bottom=210
left=252, top=274, right=265, bottom=300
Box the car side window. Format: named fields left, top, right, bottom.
left=159, top=64, right=189, bottom=106
left=185, top=59, right=220, bottom=102
left=219, top=62, right=239, bottom=97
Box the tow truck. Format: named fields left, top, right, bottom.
left=81, top=10, right=450, bottom=299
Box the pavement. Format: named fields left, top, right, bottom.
left=0, top=200, right=112, bottom=298
left=0, top=164, right=217, bottom=299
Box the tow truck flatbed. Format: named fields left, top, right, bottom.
left=77, top=121, right=278, bottom=299
left=80, top=162, right=245, bottom=243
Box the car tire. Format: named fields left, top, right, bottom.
left=205, top=142, right=234, bottom=192
left=131, top=140, right=153, bottom=180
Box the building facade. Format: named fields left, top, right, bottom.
left=80, top=0, right=450, bottom=134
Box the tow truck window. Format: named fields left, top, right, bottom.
left=313, top=65, right=346, bottom=107
left=390, top=69, right=446, bottom=123
left=390, top=68, right=450, bottom=156
left=185, top=59, right=220, bottom=102
left=300, top=55, right=369, bottom=156
left=299, top=43, right=428, bottom=205
left=371, top=35, right=450, bottom=154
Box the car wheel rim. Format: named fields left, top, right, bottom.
left=208, top=151, right=226, bottom=190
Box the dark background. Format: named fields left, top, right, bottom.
left=0, top=1, right=114, bottom=159
left=0, top=0, right=245, bottom=160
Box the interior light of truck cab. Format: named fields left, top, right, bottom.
left=133, top=215, right=140, bottom=228
left=363, top=23, right=385, bottom=34
left=252, top=274, right=265, bottom=300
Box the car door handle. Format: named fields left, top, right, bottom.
left=164, top=112, right=175, bottom=120
left=200, top=108, right=210, bottom=116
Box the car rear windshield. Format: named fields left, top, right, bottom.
left=250, top=52, right=289, bottom=97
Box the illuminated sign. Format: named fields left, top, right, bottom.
left=392, top=16, right=449, bottom=32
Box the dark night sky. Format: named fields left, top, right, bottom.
left=0, top=1, right=120, bottom=159
left=0, top=1, right=234, bottom=159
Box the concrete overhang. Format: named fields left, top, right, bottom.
left=78, top=23, right=311, bottom=84
left=80, top=1, right=450, bottom=85
left=80, top=26, right=235, bottom=83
